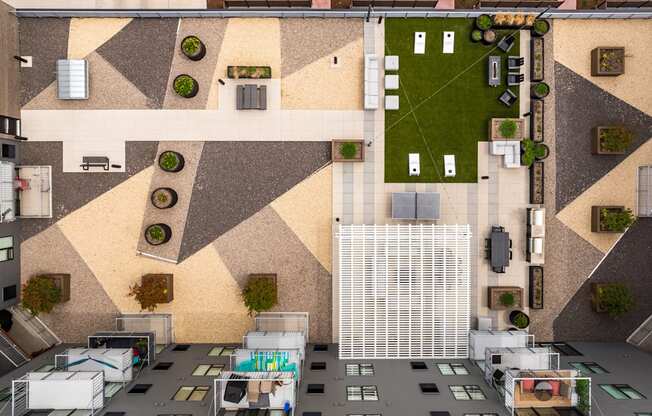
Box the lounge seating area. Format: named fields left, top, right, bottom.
left=527, top=208, right=545, bottom=264
left=491, top=140, right=521, bottom=168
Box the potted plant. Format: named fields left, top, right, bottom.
left=181, top=35, right=206, bottom=61
left=21, top=276, right=62, bottom=316
left=242, top=274, right=277, bottom=315
left=151, top=187, right=178, bottom=209
left=475, top=14, right=493, bottom=31
left=158, top=150, right=185, bottom=172
left=471, top=30, right=483, bottom=43
left=592, top=126, right=632, bottom=155
left=499, top=292, right=515, bottom=308
left=490, top=118, right=524, bottom=140
left=488, top=286, right=523, bottom=310
left=227, top=66, right=272, bottom=79
left=128, top=274, right=174, bottom=312
left=531, top=82, right=550, bottom=99
left=591, top=206, right=635, bottom=233
left=332, top=139, right=364, bottom=162
left=482, top=29, right=497, bottom=46
left=591, top=282, right=634, bottom=318
left=499, top=119, right=517, bottom=139
left=173, top=74, right=199, bottom=98
left=591, top=47, right=625, bottom=76
left=145, top=223, right=172, bottom=246
left=509, top=310, right=530, bottom=329
left=521, top=139, right=549, bottom=167
left=531, top=19, right=550, bottom=37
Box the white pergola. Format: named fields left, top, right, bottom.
left=338, top=224, right=471, bottom=359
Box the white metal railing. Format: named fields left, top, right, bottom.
left=0, top=332, right=28, bottom=368
left=116, top=314, right=174, bottom=348
left=255, top=312, right=309, bottom=343
left=9, top=306, right=61, bottom=348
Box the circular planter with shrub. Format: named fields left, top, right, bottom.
left=532, top=19, right=550, bottom=37
left=521, top=139, right=549, bottom=167
left=173, top=74, right=199, bottom=98
left=181, top=35, right=206, bottom=61
left=476, top=14, right=493, bottom=31
left=482, top=29, right=497, bottom=45
left=471, top=30, right=483, bottom=43
left=531, top=82, right=550, bottom=99
left=145, top=223, right=172, bottom=246
left=151, top=187, right=178, bottom=209
left=242, top=274, right=278, bottom=316
left=158, top=151, right=185, bottom=173
left=21, top=276, right=62, bottom=316
left=591, top=282, right=634, bottom=318
left=509, top=310, right=530, bottom=329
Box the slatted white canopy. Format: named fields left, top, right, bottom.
left=338, top=224, right=471, bottom=359
left=57, top=59, right=88, bottom=100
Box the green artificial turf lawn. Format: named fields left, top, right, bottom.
left=385, top=18, right=520, bottom=183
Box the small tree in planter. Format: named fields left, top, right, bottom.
left=173, top=74, right=199, bottom=98
left=151, top=187, right=178, bottom=209
left=499, top=119, right=518, bottom=139
left=242, top=274, right=277, bottom=316
left=531, top=82, right=550, bottom=99
left=531, top=19, right=550, bottom=37
left=21, top=276, right=62, bottom=316
left=600, top=207, right=635, bottom=232
left=332, top=140, right=364, bottom=162
left=475, top=14, right=493, bottom=30
left=509, top=311, right=530, bottom=329
left=128, top=274, right=173, bottom=312
left=500, top=292, right=515, bottom=308
left=592, top=283, right=634, bottom=319
left=158, top=151, right=185, bottom=172
left=521, top=139, right=549, bottom=167
left=181, top=35, right=206, bottom=61
left=145, top=224, right=172, bottom=246
left=471, top=30, right=483, bottom=43
left=593, top=126, right=632, bottom=155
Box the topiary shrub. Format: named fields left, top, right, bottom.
left=499, top=119, right=518, bottom=139
left=600, top=208, right=636, bottom=232
left=242, top=277, right=277, bottom=316
left=510, top=311, right=530, bottom=329
left=532, top=19, right=550, bottom=36
left=22, top=276, right=61, bottom=316
left=500, top=292, right=515, bottom=307
left=531, top=82, right=550, bottom=99
left=181, top=36, right=201, bottom=56
left=173, top=75, right=198, bottom=98
left=471, top=30, right=483, bottom=43
left=476, top=14, right=493, bottom=30
left=340, top=142, right=358, bottom=159
left=596, top=283, right=634, bottom=319
left=128, top=278, right=170, bottom=312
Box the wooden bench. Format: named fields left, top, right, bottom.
left=80, top=156, right=109, bottom=171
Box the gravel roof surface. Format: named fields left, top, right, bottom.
left=19, top=18, right=70, bottom=106
left=19, top=141, right=158, bottom=241
left=554, top=218, right=652, bottom=342
left=97, top=18, right=178, bottom=108
left=178, top=141, right=331, bottom=262
left=555, top=62, right=652, bottom=213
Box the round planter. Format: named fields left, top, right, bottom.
left=482, top=29, right=497, bottom=45
left=173, top=74, right=199, bottom=99
left=151, top=187, right=178, bottom=209
left=509, top=310, right=530, bottom=329
left=530, top=82, right=550, bottom=99
left=531, top=19, right=550, bottom=37
left=470, top=30, right=483, bottom=43
left=158, top=151, right=185, bottom=173
left=181, top=35, right=206, bottom=61
left=475, top=14, right=493, bottom=31
left=145, top=223, right=172, bottom=246
left=535, top=143, right=550, bottom=161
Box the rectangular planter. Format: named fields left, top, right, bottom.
left=592, top=126, right=627, bottom=155
left=332, top=139, right=365, bottom=162
left=142, top=274, right=174, bottom=304
left=489, top=118, right=525, bottom=141
left=591, top=283, right=609, bottom=313
left=247, top=274, right=278, bottom=304
left=591, top=47, right=625, bottom=77
left=531, top=38, right=544, bottom=82
left=488, top=286, right=523, bottom=310
left=43, top=274, right=71, bottom=303
left=227, top=66, right=272, bottom=79
left=529, top=266, right=544, bottom=309
left=531, top=100, right=544, bottom=143
left=529, top=161, right=544, bottom=205
left=591, top=205, right=624, bottom=233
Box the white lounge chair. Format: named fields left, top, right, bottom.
left=385, top=95, right=399, bottom=110
left=409, top=153, right=420, bottom=176
left=414, top=32, right=426, bottom=55
left=384, top=74, right=399, bottom=90
left=444, top=154, right=456, bottom=177
left=385, top=55, right=399, bottom=71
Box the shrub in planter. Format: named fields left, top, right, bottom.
left=242, top=276, right=277, bottom=315
left=158, top=151, right=185, bottom=172
left=151, top=187, right=178, bottom=209
left=181, top=35, right=206, bottom=61
left=531, top=82, right=550, bottom=99
left=21, top=276, right=61, bottom=316
left=476, top=14, right=493, bottom=30
left=227, top=66, right=272, bottom=79
left=601, top=207, right=635, bottom=232
left=576, top=379, right=590, bottom=415
left=591, top=47, right=625, bottom=76
left=128, top=275, right=172, bottom=312
left=340, top=143, right=358, bottom=159
left=500, top=292, right=515, bottom=308
left=532, top=19, right=550, bottom=37
left=145, top=223, right=172, bottom=246
left=521, top=139, right=548, bottom=167
left=597, top=126, right=632, bottom=153
left=471, top=30, right=483, bottom=43
left=499, top=119, right=518, bottom=139
left=509, top=310, right=530, bottom=329
left=593, top=283, right=634, bottom=319
left=173, top=74, right=199, bottom=98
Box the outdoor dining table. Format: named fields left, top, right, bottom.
left=490, top=230, right=510, bottom=270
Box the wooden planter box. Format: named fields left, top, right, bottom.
left=531, top=100, right=544, bottom=143
left=591, top=283, right=609, bottom=313
left=227, top=65, right=272, bottom=79
left=247, top=273, right=278, bottom=304
left=529, top=266, right=544, bottom=309
left=591, top=47, right=625, bottom=77
left=591, top=205, right=624, bottom=233
left=529, top=161, right=544, bottom=205
left=592, top=126, right=627, bottom=155
left=489, top=118, right=525, bottom=141
left=531, top=38, right=544, bottom=82
left=142, top=274, right=174, bottom=304
left=42, top=274, right=71, bottom=303
left=488, top=286, right=523, bottom=310
left=332, top=139, right=364, bottom=162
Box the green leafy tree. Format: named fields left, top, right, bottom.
left=128, top=278, right=169, bottom=312
left=499, top=120, right=517, bottom=139
left=242, top=278, right=277, bottom=315
left=499, top=292, right=515, bottom=307
left=601, top=208, right=636, bottom=232
left=600, top=127, right=632, bottom=152
left=598, top=283, right=635, bottom=319
left=340, top=143, right=358, bottom=159
left=22, top=276, right=61, bottom=316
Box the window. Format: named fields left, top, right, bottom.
left=3, top=285, right=16, bottom=301
left=307, top=384, right=324, bottom=394
left=437, top=363, right=469, bottom=375
left=419, top=383, right=439, bottom=394
left=128, top=384, right=152, bottom=394
left=172, top=344, right=190, bottom=351
left=0, top=237, right=14, bottom=262
left=310, top=362, right=326, bottom=370
left=450, top=385, right=486, bottom=400
left=208, top=346, right=234, bottom=356
left=153, top=362, right=173, bottom=370
left=346, top=363, right=374, bottom=376
left=599, top=384, right=645, bottom=399
left=173, top=386, right=210, bottom=401
left=314, top=344, right=328, bottom=352
left=570, top=362, right=608, bottom=374
left=535, top=342, right=582, bottom=356
left=0, top=386, right=10, bottom=402
left=411, top=361, right=428, bottom=370
left=346, top=385, right=378, bottom=401
left=2, top=144, right=16, bottom=159
left=192, top=364, right=223, bottom=376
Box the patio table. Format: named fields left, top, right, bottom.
left=490, top=230, right=510, bottom=270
